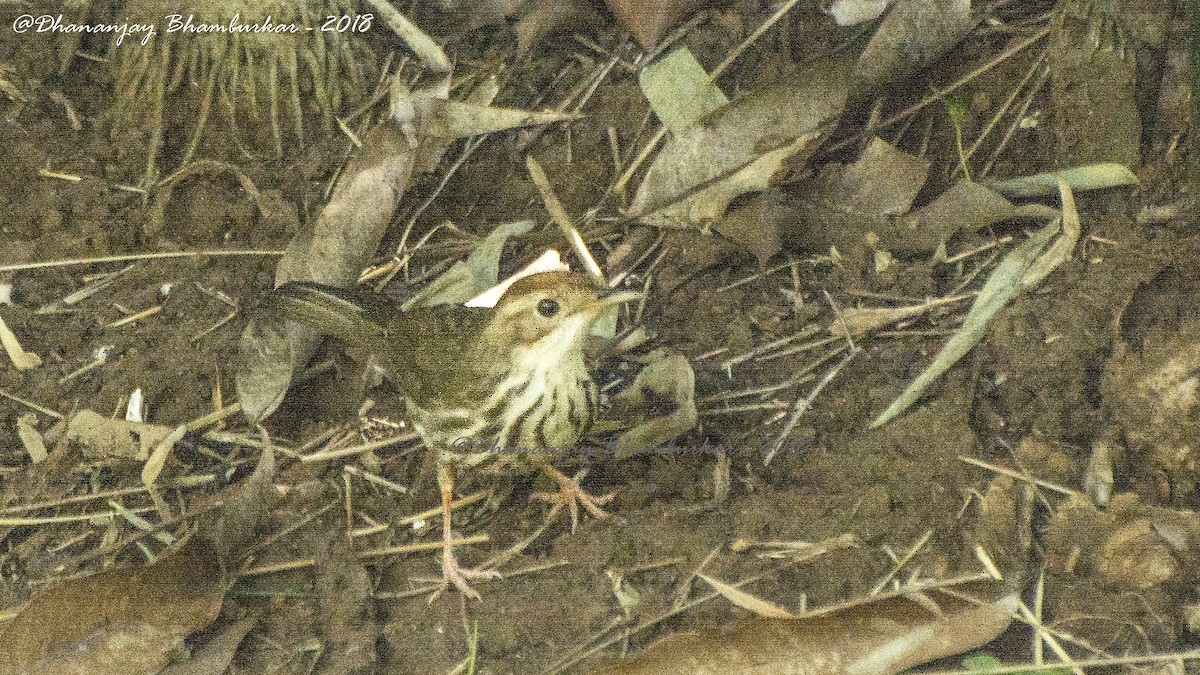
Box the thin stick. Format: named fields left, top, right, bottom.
left=612, top=0, right=806, bottom=194
left=0, top=507, right=155, bottom=526
left=918, top=651, right=1200, bottom=675
left=394, top=490, right=488, bottom=528
left=359, top=534, right=490, bottom=559
left=829, top=27, right=1051, bottom=154
left=963, top=48, right=1047, bottom=163
left=0, top=249, right=285, bottom=273
left=526, top=155, right=604, bottom=282
left=298, top=432, right=419, bottom=463
left=763, top=345, right=858, bottom=465
left=959, top=456, right=1083, bottom=498
left=870, top=529, right=933, bottom=595
left=0, top=389, right=63, bottom=419
left=0, top=485, right=149, bottom=514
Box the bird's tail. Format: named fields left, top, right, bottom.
left=259, top=281, right=389, bottom=352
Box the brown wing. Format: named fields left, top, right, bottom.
left=379, top=304, right=494, bottom=410
left=263, top=281, right=493, bottom=408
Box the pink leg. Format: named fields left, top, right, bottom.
left=435, top=467, right=498, bottom=601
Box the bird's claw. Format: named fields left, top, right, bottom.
left=532, top=466, right=615, bottom=532
left=430, top=553, right=501, bottom=603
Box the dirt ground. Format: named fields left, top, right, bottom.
left=0, top=0, right=1197, bottom=673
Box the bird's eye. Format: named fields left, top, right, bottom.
left=537, top=298, right=560, bottom=317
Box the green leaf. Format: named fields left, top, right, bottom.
left=402, top=220, right=534, bottom=309
left=639, top=47, right=729, bottom=135
left=870, top=220, right=1059, bottom=428
left=986, top=163, right=1137, bottom=196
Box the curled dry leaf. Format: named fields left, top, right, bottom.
left=157, top=618, right=256, bottom=675
left=427, top=101, right=578, bottom=140
left=209, top=442, right=277, bottom=564
left=237, top=123, right=419, bottom=424
left=696, top=573, right=797, bottom=619
left=609, top=354, right=698, bottom=450
left=592, top=581, right=1017, bottom=675
left=15, top=413, right=47, bottom=464
left=0, top=539, right=226, bottom=675
left=64, top=409, right=174, bottom=461
left=141, top=423, right=187, bottom=488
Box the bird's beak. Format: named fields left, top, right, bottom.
left=597, top=287, right=642, bottom=307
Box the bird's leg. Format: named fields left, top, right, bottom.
left=532, top=465, right=615, bottom=533
left=435, top=464, right=498, bottom=601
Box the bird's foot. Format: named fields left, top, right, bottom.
left=532, top=466, right=615, bottom=532
left=432, top=550, right=500, bottom=603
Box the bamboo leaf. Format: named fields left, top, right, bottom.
left=870, top=220, right=1060, bottom=428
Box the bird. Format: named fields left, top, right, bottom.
left=257, top=271, right=640, bottom=598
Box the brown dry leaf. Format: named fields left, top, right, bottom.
left=632, top=60, right=850, bottom=229
left=776, top=174, right=1054, bottom=255
left=853, top=0, right=973, bottom=92
left=690, top=135, right=816, bottom=225
left=209, top=442, right=277, bottom=564
left=592, top=581, right=1016, bottom=674
left=834, top=136, right=931, bottom=215
left=604, top=0, right=727, bottom=49
left=516, top=0, right=599, bottom=54
left=714, top=191, right=788, bottom=265
left=655, top=230, right=748, bottom=294
left=0, top=539, right=227, bottom=675
left=781, top=137, right=930, bottom=252
left=609, top=354, right=698, bottom=450
left=64, top=409, right=174, bottom=461
left=901, top=180, right=1023, bottom=251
